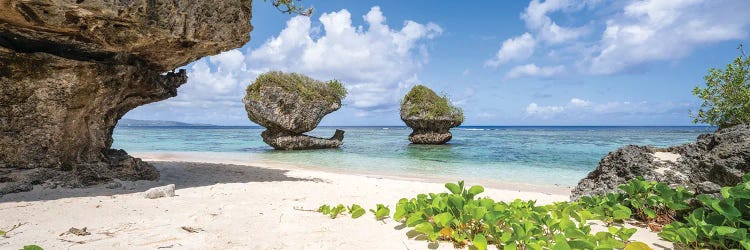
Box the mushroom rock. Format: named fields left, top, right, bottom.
left=400, top=85, right=464, bottom=144
left=0, top=0, right=253, bottom=195
left=243, top=71, right=347, bottom=150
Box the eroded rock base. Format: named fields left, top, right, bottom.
left=408, top=130, right=452, bottom=144
left=262, top=129, right=345, bottom=150
left=0, top=150, right=158, bottom=195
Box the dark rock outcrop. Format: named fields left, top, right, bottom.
left=400, top=85, right=463, bottom=144
left=0, top=0, right=253, bottom=194
left=571, top=124, right=750, bottom=200
left=243, top=72, right=347, bottom=150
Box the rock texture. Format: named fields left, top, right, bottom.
left=243, top=72, right=346, bottom=150
left=400, top=85, right=463, bottom=144
left=0, top=0, right=253, bottom=195
left=571, top=124, right=750, bottom=200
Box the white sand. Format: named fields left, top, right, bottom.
left=0, top=157, right=672, bottom=249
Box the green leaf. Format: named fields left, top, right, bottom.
left=468, top=185, right=485, bottom=197
left=624, top=241, right=652, bottom=250
left=612, top=205, right=632, bottom=220
left=0, top=230, right=5, bottom=237
left=414, top=222, right=435, bottom=236
left=445, top=182, right=461, bottom=195
left=552, top=234, right=572, bottom=250
left=374, top=205, right=390, bottom=220
left=473, top=233, right=488, bottom=250
left=711, top=200, right=741, bottom=220
left=351, top=207, right=366, bottom=219
left=406, top=213, right=423, bottom=227
left=433, top=212, right=454, bottom=228
left=22, top=246, right=44, bottom=250
left=714, top=226, right=738, bottom=235
left=568, top=239, right=596, bottom=249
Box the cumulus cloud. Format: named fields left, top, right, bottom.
left=587, top=0, right=750, bottom=74
left=505, top=64, right=565, bottom=79
left=486, top=33, right=536, bottom=67
left=247, top=6, right=442, bottom=112
left=492, top=0, right=750, bottom=76
left=520, top=0, right=592, bottom=44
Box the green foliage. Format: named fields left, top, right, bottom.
left=393, top=181, right=643, bottom=249
left=691, top=45, right=750, bottom=127
left=317, top=203, right=370, bottom=219
left=246, top=71, right=347, bottom=104
left=371, top=204, right=391, bottom=220
left=618, top=177, right=692, bottom=224
left=0, top=230, right=5, bottom=237
left=401, top=85, right=464, bottom=122
left=264, top=0, right=313, bottom=16
left=21, top=246, right=43, bottom=250
left=349, top=204, right=366, bottom=219
left=659, top=173, right=750, bottom=249
left=318, top=204, right=346, bottom=219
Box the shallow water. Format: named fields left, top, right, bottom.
left=112, top=126, right=714, bottom=186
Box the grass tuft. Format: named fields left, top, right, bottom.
left=246, top=71, right=347, bottom=103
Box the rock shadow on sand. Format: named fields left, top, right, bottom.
left=0, top=161, right=316, bottom=202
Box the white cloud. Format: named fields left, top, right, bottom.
left=505, top=64, right=565, bottom=79
left=520, top=0, right=591, bottom=44
left=247, top=6, right=442, bottom=112
left=525, top=98, right=692, bottom=120
left=486, top=33, right=536, bottom=67
left=526, top=103, right=565, bottom=117
left=494, top=0, right=750, bottom=76
left=587, top=0, right=750, bottom=74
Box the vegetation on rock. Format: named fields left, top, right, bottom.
left=265, top=0, right=313, bottom=16
left=246, top=71, right=347, bottom=104
left=401, top=85, right=463, bottom=121
left=691, top=45, right=750, bottom=128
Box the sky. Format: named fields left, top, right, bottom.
left=124, top=0, right=750, bottom=126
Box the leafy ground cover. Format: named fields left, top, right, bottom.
left=316, top=174, right=750, bottom=250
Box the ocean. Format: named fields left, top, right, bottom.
left=112, top=126, right=714, bottom=187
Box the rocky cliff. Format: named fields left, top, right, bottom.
left=571, top=124, right=750, bottom=200
left=400, top=85, right=463, bottom=144
left=243, top=71, right=347, bottom=150
left=0, top=0, right=253, bottom=194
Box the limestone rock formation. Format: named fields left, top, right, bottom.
left=0, top=0, right=253, bottom=195
left=243, top=71, right=347, bottom=150
left=571, top=124, right=750, bottom=200
left=400, top=85, right=464, bottom=144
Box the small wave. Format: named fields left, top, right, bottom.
left=382, top=128, right=390, bottom=130
left=462, top=128, right=485, bottom=131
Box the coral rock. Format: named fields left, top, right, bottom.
left=400, top=85, right=463, bottom=144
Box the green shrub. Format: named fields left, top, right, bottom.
left=401, top=85, right=464, bottom=121
left=691, top=45, right=750, bottom=128
left=246, top=71, right=347, bottom=103
left=658, top=173, right=750, bottom=249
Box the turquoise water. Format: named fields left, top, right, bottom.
left=112, top=126, right=714, bottom=186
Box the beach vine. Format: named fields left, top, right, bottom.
left=316, top=175, right=750, bottom=250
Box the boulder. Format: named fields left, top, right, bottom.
left=0, top=0, right=253, bottom=195
left=400, top=85, right=463, bottom=144
left=571, top=124, right=750, bottom=200
left=243, top=71, right=347, bottom=149
left=144, top=184, right=176, bottom=199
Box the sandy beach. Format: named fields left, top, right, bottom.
left=0, top=156, right=672, bottom=250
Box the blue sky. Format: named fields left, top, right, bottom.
left=125, top=0, right=750, bottom=126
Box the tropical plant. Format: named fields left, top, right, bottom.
left=691, top=45, right=750, bottom=128
left=21, top=246, right=43, bottom=250
left=658, top=173, right=750, bottom=249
